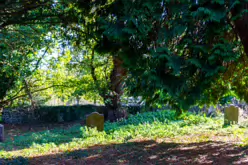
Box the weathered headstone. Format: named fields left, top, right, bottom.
left=0, top=124, right=4, bottom=142
left=224, top=105, right=244, bottom=125
left=86, top=112, right=104, bottom=131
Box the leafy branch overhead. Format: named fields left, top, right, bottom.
left=1, top=0, right=248, bottom=113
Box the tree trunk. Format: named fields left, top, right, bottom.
left=231, top=3, right=248, bottom=56
left=76, top=96, right=80, bottom=105
left=105, top=57, right=127, bottom=121
left=23, top=79, right=36, bottom=129
left=23, top=79, right=36, bottom=109
left=89, top=49, right=127, bottom=121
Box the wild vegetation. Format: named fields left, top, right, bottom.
left=1, top=110, right=248, bottom=164
left=1, top=0, right=248, bottom=164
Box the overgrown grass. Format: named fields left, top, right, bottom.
left=0, top=110, right=247, bottom=160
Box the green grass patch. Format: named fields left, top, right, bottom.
left=0, top=110, right=246, bottom=161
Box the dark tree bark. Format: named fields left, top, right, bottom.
left=104, top=57, right=127, bottom=121
left=76, top=96, right=80, bottom=105
left=110, top=57, right=126, bottom=109
left=23, top=79, right=36, bottom=109
left=23, top=79, right=37, bottom=129
left=89, top=50, right=127, bottom=121
left=231, top=3, right=248, bottom=56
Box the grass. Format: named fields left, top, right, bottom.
left=0, top=110, right=248, bottom=162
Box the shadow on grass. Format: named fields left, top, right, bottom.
left=1, top=140, right=247, bottom=165
left=0, top=110, right=180, bottom=152
left=0, top=124, right=82, bottom=151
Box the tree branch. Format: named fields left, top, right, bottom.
left=0, top=84, right=70, bottom=105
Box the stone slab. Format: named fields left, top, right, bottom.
left=224, top=105, right=244, bottom=125
left=86, top=112, right=104, bottom=131
left=0, top=124, right=4, bottom=142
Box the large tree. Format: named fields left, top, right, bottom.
left=79, top=0, right=240, bottom=113
left=2, top=0, right=248, bottom=115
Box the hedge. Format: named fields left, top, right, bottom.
left=36, top=104, right=142, bottom=123
left=36, top=105, right=98, bottom=123
left=1, top=104, right=143, bottom=124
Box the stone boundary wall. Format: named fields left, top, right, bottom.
left=2, top=108, right=33, bottom=124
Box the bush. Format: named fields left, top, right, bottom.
left=1, top=104, right=146, bottom=124
left=124, top=105, right=142, bottom=114
left=92, top=105, right=143, bottom=120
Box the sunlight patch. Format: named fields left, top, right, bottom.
left=149, top=155, right=158, bottom=160
left=145, top=143, right=156, bottom=148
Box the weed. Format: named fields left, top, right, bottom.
left=0, top=110, right=247, bottom=160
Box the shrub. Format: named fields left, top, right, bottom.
left=124, top=105, right=142, bottom=114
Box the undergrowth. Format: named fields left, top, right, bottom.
left=0, top=110, right=247, bottom=161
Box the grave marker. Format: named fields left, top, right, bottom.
left=224, top=105, right=243, bottom=125
left=86, top=112, right=104, bottom=131
left=0, top=124, right=4, bottom=142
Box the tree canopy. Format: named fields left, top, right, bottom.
left=1, top=0, right=248, bottom=114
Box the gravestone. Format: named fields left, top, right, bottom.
left=0, top=124, right=4, bottom=142
left=224, top=105, right=244, bottom=125
left=86, top=112, right=104, bottom=131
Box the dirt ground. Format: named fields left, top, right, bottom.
left=28, top=140, right=248, bottom=165
left=2, top=123, right=248, bottom=165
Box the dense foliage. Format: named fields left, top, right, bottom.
left=90, top=0, right=246, bottom=112
left=35, top=0, right=248, bottom=113
left=1, top=1, right=248, bottom=114
left=0, top=25, right=51, bottom=105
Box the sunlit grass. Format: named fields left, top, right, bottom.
left=0, top=110, right=247, bottom=160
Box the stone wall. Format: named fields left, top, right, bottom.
left=2, top=108, right=33, bottom=124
